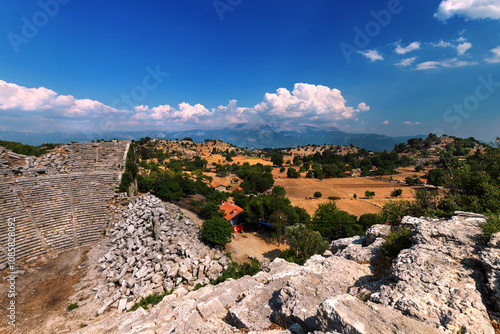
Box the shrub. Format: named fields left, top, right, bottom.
left=482, top=215, right=500, bottom=244
left=380, top=200, right=411, bottom=226
left=129, top=288, right=175, bottom=312
left=365, top=191, right=375, bottom=199
left=287, top=167, right=300, bottom=178
left=68, top=303, right=79, bottom=311
left=211, top=257, right=261, bottom=285
left=390, top=189, right=403, bottom=198
left=312, top=201, right=360, bottom=240
left=358, top=213, right=383, bottom=230
left=199, top=201, right=224, bottom=220
left=282, top=224, right=328, bottom=265
left=380, top=228, right=412, bottom=261
left=201, top=216, right=233, bottom=246
left=328, top=196, right=341, bottom=201
left=314, top=191, right=322, bottom=198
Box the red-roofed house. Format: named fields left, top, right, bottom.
left=219, top=202, right=245, bottom=233
left=211, top=182, right=228, bottom=192
left=419, top=178, right=428, bottom=185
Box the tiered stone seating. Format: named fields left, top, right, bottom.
left=64, top=142, right=129, bottom=174
left=70, top=173, right=114, bottom=244
left=0, top=181, right=46, bottom=262
left=17, top=176, right=76, bottom=251
left=0, top=141, right=130, bottom=261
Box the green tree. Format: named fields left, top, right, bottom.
left=358, top=213, right=383, bottom=230
left=282, top=224, right=328, bottom=264
left=272, top=186, right=287, bottom=197
left=427, top=169, right=447, bottom=188
left=271, top=153, right=284, bottom=167
left=287, top=167, right=300, bottom=178
left=390, top=189, right=403, bottom=198
left=314, top=191, right=322, bottom=198
left=201, top=216, right=233, bottom=246
left=365, top=190, right=375, bottom=199
left=268, top=211, right=288, bottom=244
left=200, top=201, right=224, bottom=220
left=312, top=201, right=359, bottom=240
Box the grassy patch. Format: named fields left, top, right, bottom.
left=68, top=303, right=79, bottom=311
left=128, top=288, right=174, bottom=312
left=380, top=228, right=412, bottom=261
left=210, top=256, right=261, bottom=285
left=482, top=215, right=500, bottom=244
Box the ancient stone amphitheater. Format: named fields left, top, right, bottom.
left=0, top=141, right=130, bottom=265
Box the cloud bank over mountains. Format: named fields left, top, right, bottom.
left=0, top=80, right=368, bottom=133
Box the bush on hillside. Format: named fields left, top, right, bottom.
left=201, top=216, right=233, bottom=246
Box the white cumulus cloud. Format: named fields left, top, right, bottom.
left=358, top=50, right=384, bottom=62
left=357, top=102, right=370, bottom=112
left=382, top=120, right=389, bottom=125
left=395, top=42, right=421, bottom=54
left=253, top=83, right=368, bottom=125
left=457, top=42, right=472, bottom=55
left=0, top=80, right=369, bottom=132
left=415, top=58, right=478, bottom=70
left=485, top=46, right=500, bottom=63
left=435, top=0, right=500, bottom=21
left=0, top=80, right=125, bottom=118
left=402, top=121, right=421, bottom=125
left=396, top=57, right=417, bottom=67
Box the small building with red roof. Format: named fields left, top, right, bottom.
left=219, top=202, right=245, bottom=233
left=211, top=182, right=228, bottom=192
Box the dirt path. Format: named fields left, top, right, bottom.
left=0, top=247, right=89, bottom=334
left=226, top=232, right=287, bottom=264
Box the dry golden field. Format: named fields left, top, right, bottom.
left=392, top=166, right=427, bottom=182
left=274, top=176, right=420, bottom=217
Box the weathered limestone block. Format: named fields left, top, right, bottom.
left=372, top=214, right=494, bottom=334
left=330, top=236, right=364, bottom=254
left=196, top=298, right=227, bottom=320
left=364, top=224, right=393, bottom=245
left=317, top=294, right=443, bottom=334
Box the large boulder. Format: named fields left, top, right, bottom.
left=371, top=214, right=494, bottom=334
left=317, top=294, right=443, bottom=334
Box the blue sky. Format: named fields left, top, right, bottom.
left=0, top=0, right=499, bottom=141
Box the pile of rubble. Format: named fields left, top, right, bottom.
left=75, top=210, right=500, bottom=333
left=89, top=194, right=228, bottom=314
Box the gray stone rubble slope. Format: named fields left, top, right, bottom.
left=76, top=194, right=227, bottom=314
left=76, top=211, right=499, bottom=334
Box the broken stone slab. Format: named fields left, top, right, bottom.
left=364, top=224, right=393, bottom=245
left=330, top=236, right=365, bottom=254
left=316, top=294, right=443, bottom=334
left=196, top=298, right=227, bottom=320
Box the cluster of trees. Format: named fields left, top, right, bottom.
left=138, top=170, right=225, bottom=202
left=274, top=146, right=414, bottom=180
left=136, top=143, right=170, bottom=162
left=0, top=140, right=57, bottom=157
left=118, top=144, right=139, bottom=193
left=394, top=133, right=442, bottom=153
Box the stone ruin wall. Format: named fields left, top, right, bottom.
left=0, top=141, right=131, bottom=264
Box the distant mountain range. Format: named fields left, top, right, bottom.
left=0, top=125, right=425, bottom=152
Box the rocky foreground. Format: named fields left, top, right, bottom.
left=74, top=197, right=500, bottom=333
left=70, top=194, right=228, bottom=317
